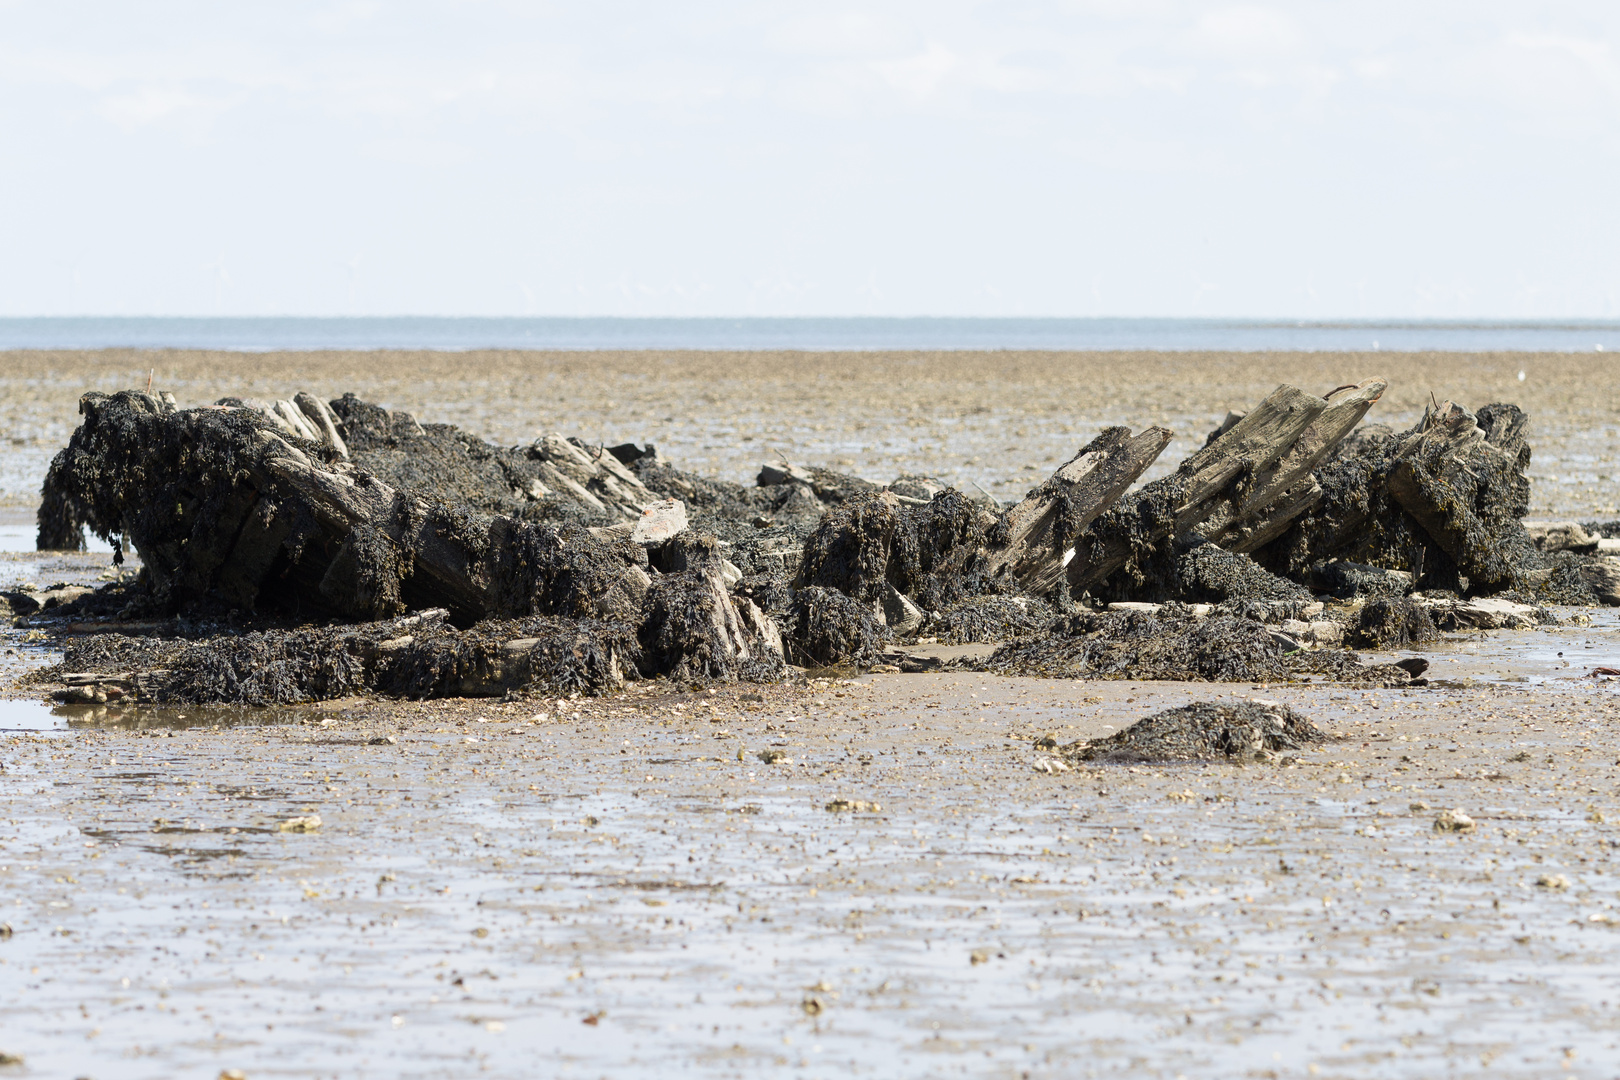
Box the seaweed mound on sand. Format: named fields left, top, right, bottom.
left=48, top=595, right=790, bottom=706
left=48, top=609, right=647, bottom=705
left=984, top=605, right=1291, bottom=683
left=1062, top=700, right=1328, bottom=763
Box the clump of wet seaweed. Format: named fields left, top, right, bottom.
left=926, top=595, right=1055, bottom=644
left=59, top=633, right=185, bottom=674
left=377, top=616, right=641, bottom=699
left=631, top=459, right=824, bottom=540
left=638, top=569, right=786, bottom=685
left=983, top=606, right=1290, bottom=683
left=795, top=490, right=994, bottom=609
left=51, top=611, right=648, bottom=705
left=786, top=586, right=888, bottom=667
left=332, top=394, right=571, bottom=520
left=159, top=628, right=374, bottom=705
left=1100, top=541, right=1312, bottom=605
left=1348, top=598, right=1439, bottom=649
left=1060, top=700, right=1328, bottom=763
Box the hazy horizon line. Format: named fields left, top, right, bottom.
left=6, top=314, right=1620, bottom=327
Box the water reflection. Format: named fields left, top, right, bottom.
left=0, top=697, right=305, bottom=732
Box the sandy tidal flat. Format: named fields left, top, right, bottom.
left=6, top=651, right=1620, bottom=1078
left=6, top=350, right=1620, bottom=1076
left=1, top=348, right=1616, bottom=520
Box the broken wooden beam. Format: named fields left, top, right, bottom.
left=1197, top=377, right=1388, bottom=550
left=982, top=425, right=1172, bottom=595
left=1066, top=382, right=1346, bottom=594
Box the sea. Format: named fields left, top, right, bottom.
left=0, top=316, right=1616, bottom=352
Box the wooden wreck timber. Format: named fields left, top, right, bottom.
left=982, top=425, right=1173, bottom=595
left=1386, top=400, right=1533, bottom=591
left=29, top=373, right=1590, bottom=708
left=1197, top=378, right=1389, bottom=552
left=1065, top=378, right=1388, bottom=594
left=39, top=390, right=661, bottom=627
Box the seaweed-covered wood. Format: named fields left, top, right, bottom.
left=37, top=391, right=648, bottom=625
left=793, top=489, right=995, bottom=610
left=1200, top=377, right=1388, bottom=551
left=1066, top=383, right=1336, bottom=594
left=982, top=425, right=1171, bottom=595
left=1386, top=400, right=1534, bottom=591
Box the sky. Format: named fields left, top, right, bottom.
left=1, top=1, right=1617, bottom=319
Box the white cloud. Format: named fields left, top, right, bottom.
left=1192, top=6, right=1304, bottom=57
left=769, top=12, right=919, bottom=56
left=870, top=41, right=958, bottom=98
left=310, top=0, right=383, bottom=35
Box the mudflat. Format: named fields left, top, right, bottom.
left=1, top=348, right=1615, bottom=518
left=5, top=350, right=1620, bottom=1078
left=7, top=636, right=1620, bottom=1078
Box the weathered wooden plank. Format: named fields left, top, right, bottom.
left=983, top=425, right=1172, bottom=595
left=1199, top=377, right=1388, bottom=545
left=1067, top=383, right=1334, bottom=593
left=1223, top=479, right=1324, bottom=554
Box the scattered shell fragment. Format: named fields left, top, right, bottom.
left=1433, top=809, right=1474, bottom=833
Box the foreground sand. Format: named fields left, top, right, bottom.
left=5, top=351, right=1620, bottom=1076
left=6, top=622, right=1620, bottom=1077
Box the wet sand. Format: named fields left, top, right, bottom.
left=6, top=351, right=1620, bottom=1077
left=7, top=620, right=1620, bottom=1078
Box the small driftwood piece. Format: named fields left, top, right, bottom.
left=56, top=670, right=168, bottom=703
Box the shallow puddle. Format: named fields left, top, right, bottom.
left=0, top=523, right=115, bottom=554
left=1365, top=609, right=1620, bottom=691
left=0, top=698, right=308, bottom=733
left=0, top=697, right=69, bottom=732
